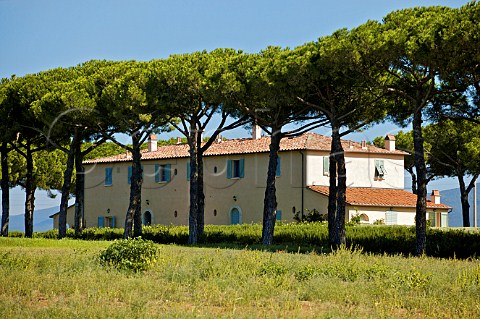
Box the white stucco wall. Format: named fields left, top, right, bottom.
left=305, top=151, right=405, bottom=189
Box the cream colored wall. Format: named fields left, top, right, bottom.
left=84, top=150, right=305, bottom=227
left=51, top=205, right=75, bottom=229
left=305, top=151, right=405, bottom=189
left=305, top=152, right=329, bottom=186
left=304, top=188, right=329, bottom=216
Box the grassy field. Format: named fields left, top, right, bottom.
left=1, top=237, right=479, bottom=318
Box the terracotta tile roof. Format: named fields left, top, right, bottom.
left=307, top=186, right=450, bottom=210
left=84, top=132, right=407, bottom=164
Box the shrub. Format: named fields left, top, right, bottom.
left=99, top=238, right=158, bottom=272
left=293, top=208, right=326, bottom=223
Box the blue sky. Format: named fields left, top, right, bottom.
left=0, top=0, right=471, bottom=213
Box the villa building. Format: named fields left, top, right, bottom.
left=52, top=131, right=450, bottom=229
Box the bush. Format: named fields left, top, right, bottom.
left=30, top=223, right=480, bottom=258
left=99, top=238, right=158, bottom=272
left=293, top=208, right=326, bottom=223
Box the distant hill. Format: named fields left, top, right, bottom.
left=8, top=206, right=58, bottom=233
left=440, top=188, right=480, bottom=227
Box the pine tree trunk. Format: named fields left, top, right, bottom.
left=333, top=128, right=347, bottom=246
left=327, top=147, right=337, bottom=247
left=124, top=134, right=143, bottom=239
left=458, top=174, right=471, bottom=227
left=58, top=135, right=78, bottom=238
left=261, top=131, right=281, bottom=246
left=1, top=142, right=10, bottom=237
left=406, top=167, right=417, bottom=195
left=74, top=142, right=85, bottom=236
left=196, top=151, right=205, bottom=241
left=24, top=144, right=35, bottom=238
left=188, top=144, right=199, bottom=244
left=413, top=110, right=428, bottom=256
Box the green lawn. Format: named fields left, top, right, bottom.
left=1, top=237, right=479, bottom=318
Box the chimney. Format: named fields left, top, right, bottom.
left=252, top=124, right=262, bottom=140
left=176, top=137, right=182, bottom=144
left=361, top=140, right=367, bottom=149
left=385, top=134, right=396, bottom=151
left=148, top=134, right=157, bottom=152
left=430, top=190, right=441, bottom=204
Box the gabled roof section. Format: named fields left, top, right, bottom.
left=307, top=186, right=450, bottom=210
left=84, top=132, right=407, bottom=164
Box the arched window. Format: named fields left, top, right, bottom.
left=359, top=213, right=369, bottom=223
left=143, top=210, right=152, bottom=225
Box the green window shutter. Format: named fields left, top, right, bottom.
left=128, top=166, right=132, bottom=184
left=110, top=216, right=116, bottom=228
left=165, top=164, right=171, bottom=182
left=276, top=156, right=281, bottom=177
left=105, top=168, right=112, bottom=186
left=385, top=211, right=397, bottom=225
left=226, top=160, right=232, bottom=179
left=98, top=216, right=105, bottom=228
left=429, top=211, right=436, bottom=227
left=239, top=159, right=245, bottom=178
left=276, top=210, right=282, bottom=221
left=323, top=156, right=329, bottom=175
left=441, top=212, right=448, bottom=227
left=375, top=160, right=385, bottom=177
left=154, top=164, right=160, bottom=183
left=187, top=162, right=191, bottom=181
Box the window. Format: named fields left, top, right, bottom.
left=142, top=211, right=152, bottom=225
left=385, top=210, right=397, bottom=225
left=155, top=164, right=171, bottom=183
left=375, top=160, right=386, bottom=179
left=98, top=216, right=116, bottom=228
left=359, top=214, right=369, bottom=223
left=441, top=212, right=448, bottom=227
left=104, top=168, right=113, bottom=186
left=323, top=156, right=329, bottom=176
left=429, top=211, right=437, bottom=227
left=227, top=159, right=245, bottom=179
left=276, top=210, right=282, bottom=221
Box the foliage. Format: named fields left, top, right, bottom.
left=27, top=224, right=480, bottom=259
left=99, top=237, right=158, bottom=272
left=293, top=208, right=326, bottom=223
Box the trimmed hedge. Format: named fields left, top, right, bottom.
left=25, top=223, right=480, bottom=258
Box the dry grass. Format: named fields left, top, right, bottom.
left=1, top=237, right=479, bottom=318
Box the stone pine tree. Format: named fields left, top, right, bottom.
left=2, top=73, right=53, bottom=237
left=373, top=130, right=434, bottom=195
left=0, top=77, right=21, bottom=236
left=0, top=78, right=15, bottom=236
left=233, top=47, right=328, bottom=246
left=357, top=6, right=457, bottom=255
left=34, top=66, right=106, bottom=238
left=434, top=2, right=480, bottom=124
left=96, top=61, right=170, bottom=239
left=425, top=120, right=480, bottom=227
left=298, top=29, right=388, bottom=246
left=150, top=49, right=250, bottom=244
